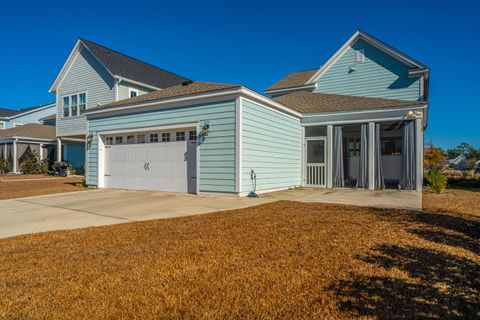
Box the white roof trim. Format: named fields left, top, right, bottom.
left=264, top=83, right=317, bottom=95
left=115, top=76, right=162, bottom=91
left=306, top=30, right=427, bottom=85
left=302, top=104, right=428, bottom=117
left=49, top=40, right=83, bottom=92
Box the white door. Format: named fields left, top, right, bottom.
left=104, top=140, right=197, bottom=193
left=305, top=138, right=326, bottom=187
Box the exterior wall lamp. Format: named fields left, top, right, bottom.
left=201, top=122, right=210, bottom=136
left=406, top=110, right=422, bottom=119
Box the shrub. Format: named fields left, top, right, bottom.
left=424, top=142, right=446, bottom=170
left=19, top=152, right=49, bottom=174
left=0, top=158, right=11, bottom=174
left=425, top=168, right=447, bottom=194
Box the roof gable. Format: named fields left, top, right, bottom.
left=50, top=38, right=190, bottom=92
left=306, top=30, right=428, bottom=84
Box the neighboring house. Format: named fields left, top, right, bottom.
left=0, top=124, right=84, bottom=173
left=80, top=30, right=428, bottom=195
left=446, top=155, right=467, bottom=170
left=0, top=103, right=55, bottom=129
left=49, top=37, right=190, bottom=168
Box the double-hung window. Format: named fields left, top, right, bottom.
left=62, top=92, right=87, bottom=117
left=63, top=96, right=70, bottom=117
left=79, top=93, right=86, bottom=114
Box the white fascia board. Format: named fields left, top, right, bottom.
left=96, top=122, right=197, bottom=136
left=264, top=83, right=317, bottom=95
left=0, top=136, right=56, bottom=143
left=115, top=76, right=162, bottom=91
left=5, top=103, right=56, bottom=120
left=306, top=30, right=427, bottom=84
left=302, top=104, right=427, bottom=118
left=239, top=87, right=302, bottom=118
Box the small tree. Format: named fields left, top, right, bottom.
left=19, top=151, right=49, bottom=174
left=424, top=142, right=446, bottom=170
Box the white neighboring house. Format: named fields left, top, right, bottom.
left=446, top=155, right=468, bottom=170
left=0, top=103, right=56, bottom=129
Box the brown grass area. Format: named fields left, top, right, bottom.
left=0, top=201, right=478, bottom=319
left=0, top=175, right=86, bottom=200
left=423, top=187, right=480, bottom=217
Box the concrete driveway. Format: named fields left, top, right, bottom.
left=0, top=188, right=421, bottom=239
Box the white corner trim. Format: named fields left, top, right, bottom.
left=235, top=97, right=243, bottom=193
left=306, top=30, right=427, bottom=84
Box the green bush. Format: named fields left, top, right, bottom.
left=19, top=152, right=49, bottom=174
left=425, top=168, right=447, bottom=194
left=0, top=158, right=11, bottom=174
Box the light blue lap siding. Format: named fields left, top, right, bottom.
left=86, top=100, right=237, bottom=193
left=241, top=99, right=301, bottom=192
left=314, top=39, right=421, bottom=101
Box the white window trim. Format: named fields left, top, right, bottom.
left=61, top=91, right=87, bottom=118
left=0, top=121, right=5, bottom=130
left=128, top=88, right=140, bottom=98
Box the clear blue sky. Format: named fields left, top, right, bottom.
left=0, top=0, right=478, bottom=150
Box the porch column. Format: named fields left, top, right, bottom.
left=415, top=117, right=423, bottom=192
left=3, top=143, right=6, bottom=160
left=12, top=139, right=17, bottom=173
left=56, top=137, right=62, bottom=162
left=368, top=122, right=375, bottom=190
left=39, top=143, right=44, bottom=160
left=326, top=125, right=333, bottom=188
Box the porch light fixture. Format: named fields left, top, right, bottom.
left=87, top=134, right=93, bottom=143
left=406, top=110, right=422, bottom=118
left=201, top=122, right=210, bottom=136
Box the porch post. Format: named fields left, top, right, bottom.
left=300, top=126, right=305, bottom=186
left=368, top=122, right=375, bottom=190
left=12, top=139, right=17, bottom=173
left=415, top=117, right=423, bottom=191
left=326, top=125, right=333, bottom=188
left=39, top=143, right=44, bottom=160
left=56, top=137, right=62, bottom=162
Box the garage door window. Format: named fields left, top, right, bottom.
left=150, top=133, right=158, bottom=143
left=176, top=131, right=185, bottom=141
left=116, top=136, right=123, bottom=144
left=162, top=133, right=170, bottom=142
left=137, top=134, right=145, bottom=143
left=127, top=135, right=135, bottom=144
left=106, top=137, right=113, bottom=145
left=189, top=130, right=197, bottom=141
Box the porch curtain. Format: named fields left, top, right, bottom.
left=375, top=123, right=385, bottom=189
left=399, top=121, right=416, bottom=190
left=356, top=124, right=369, bottom=188
left=6, top=144, right=13, bottom=163
left=0, top=143, right=4, bottom=159
left=332, top=126, right=344, bottom=187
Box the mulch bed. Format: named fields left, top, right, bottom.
left=0, top=175, right=86, bottom=200
left=0, top=200, right=478, bottom=319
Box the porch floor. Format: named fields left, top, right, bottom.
left=262, top=187, right=422, bottom=210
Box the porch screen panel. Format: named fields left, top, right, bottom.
left=399, top=121, right=416, bottom=190
left=356, top=124, right=368, bottom=188
left=375, top=123, right=385, bottom=189
left=333, top=126, right=344, bottom=187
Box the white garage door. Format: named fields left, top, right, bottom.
left=103, top=130, right=197, bottom=193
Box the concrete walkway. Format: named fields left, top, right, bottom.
left=0, top=188, right=421, bottom=239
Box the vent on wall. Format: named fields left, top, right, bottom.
left=355, top=49, right=365, bottom=63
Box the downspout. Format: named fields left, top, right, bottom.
left=114, top=77, right=122, bottom=101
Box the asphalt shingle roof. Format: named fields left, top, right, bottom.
left=90, top=81, right=240, bottom=112
left=266, top=69, right=317, bottom=91
left=0, top=124, right=56, bottom=140
left=80, top=38, right=190, bottom=89
left=274, top=91, right=426, bottom=114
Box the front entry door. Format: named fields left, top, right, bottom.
left=305, top=138, right=326, bottom=187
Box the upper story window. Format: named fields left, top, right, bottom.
left=0, top=122, right=5, bottom=130
left=355, top=49, right=365, bottom=63
left=62, top=92, right=87, bottom=118
left=129, top=88, right=139, bottom=98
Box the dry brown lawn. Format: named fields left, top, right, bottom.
left=0, top=190, right=478, bottom=319
left=423, top=187, right=480, bottom=218
left=0, top=175, right=86, bottom=200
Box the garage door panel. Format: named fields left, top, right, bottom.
left=104, top=139, right=196, bottom=193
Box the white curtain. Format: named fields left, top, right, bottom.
left=333, top=126, right=344, bottom=187
left=399, top=121, right=416, bottom=190
left=356, top=124, right=369, bottom=188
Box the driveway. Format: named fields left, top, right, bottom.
left=0, top=188, right=421, bottom=239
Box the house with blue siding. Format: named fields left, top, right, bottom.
left=0, top=103, right=55, bottom=129
left=47, top=30, right=429, bottom=196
